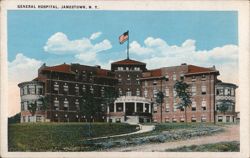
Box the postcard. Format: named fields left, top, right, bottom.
left=1, top=0, right=249, bottom=158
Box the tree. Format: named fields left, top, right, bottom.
left=174, top=80, right=192, bottom=124
left=217, top=100, right=231, bottom=114
left=102, top=87, right=117, bottom=123
left=28, top=101, right=37, bottom=116
left=38, top=96, right=49, bottom=111
left=156, top=91, right=164, bottom=123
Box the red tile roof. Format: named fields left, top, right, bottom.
left=187, top=65, right=218, bottom=74
left=111, top=59, right=146, bottom=65
left=150, top=69, right=162, bottom=77
left=41, top=64, right=73, bottom=74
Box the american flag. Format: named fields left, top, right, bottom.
left=119, top=31, right=129, bottom=44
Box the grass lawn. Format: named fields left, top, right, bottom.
left=165, top=141, right=240, bottom=152
left=8, top=122, right=138, bottom=151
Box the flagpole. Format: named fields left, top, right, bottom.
left=127, top=30, right=129, bottom=59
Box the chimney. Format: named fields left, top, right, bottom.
left=181, top=63, right=187, bottom=65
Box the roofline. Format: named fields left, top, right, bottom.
left=18, top=81, right=44, bottom=87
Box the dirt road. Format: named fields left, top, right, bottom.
left=107, top=124, right=239, bottom=152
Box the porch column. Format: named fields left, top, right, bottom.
left=107, top=105, right=110, bottom=114
left=149, top=104, right=151, bottom=113
left=114, top=103, right=117, bottom=113
left=143, top=103, right=146, bottom=112
left=134, top=102, right=137, bottom=113
left=123, top=102, right=126, bottom=113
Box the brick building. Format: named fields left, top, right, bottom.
left=18, top=63, right=117, bottom=123
left=215, top=81, right=238, bottom=123
left=18, top=58, right=237, bottom=123
left=140, top=63, right=219, bottom=123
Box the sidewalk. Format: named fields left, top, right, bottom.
left=85, top=124, right=155, bottom=141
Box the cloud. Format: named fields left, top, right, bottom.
left=130, top=37, right=238, bottom=84
left=8, top=53, right=43, bottom=116
left=90, top=32, right=102, bottom=40
left=44, top=32, right=112, bottom=63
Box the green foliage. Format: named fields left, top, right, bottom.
left=8, top=113, right=21, bottom=124
left=217, top=100, right=232, bottom=114
left=28, top=101, right=37, bottom=116
left=8, top=123, right=137, bottom=151
left=156, top=91, right=164, bottom=104
left=166, top=141, right=240, bottom=152
left=174, top=80, right=192, bottom=109
left=38, top=96, right=49, bottom=111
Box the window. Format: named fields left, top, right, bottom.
left=75, top=99, right=79, bottom=110
left=90, top=86, right=94, bottom=94
left=153, top=89, right=158, bottom=98
left=153, top=80, right=157, bottom=85
left=180, top=74, right=184, bottom=80
left=38, top=88, right=43, bottom=95
left=165, top=75, right=169, bottom=81
left=173, top=100, right=177, bottom=112
left=202, top=99, right=206, bottom=110
left=126, top=67, right=129, bottom=71
left=75, top=84, right=79, bottom=95
left=226, top=116, right=230, bottom=122
left=192, top=86, right=196, bottom=96
left=126, top=89, right=131, bottom=96
left=101, top=87, right=105, bottom=97
left=173, top=89, right=177, bottom=97
left=165, top=102, right=170, bottom=112
left=29, top=85, right=35, bottom=94
left=201, top=115, right=206, bottom=122
left=63, top=83, right=68, bottom=92
left=180, top=117, right=185, bottom=122
left=136, top=79, right=140, bottom=85
left=172, top=118, right=177, bottom=123
left=231, top=88, right=235, bottom=96
left=54, top=82, right=59, bottom=91
left=153, top=104, right=158, bottom=113
left=201, top=74, right=206, bottom=80
left=173, top=74, right=177, bottom=81
left=218, top=116, right=223, bottom=122
left=82, top=85, right=86, bottom=93
left=191, top=117, right=196, bottom=122
left=144, top=81, right=148, bottom=86
left=192, top=101, right=196, bottom=111
left=165, top=88, right=169, bottom=97
left=201, top=85, right=206, bottom=95
left=118, top=78, right=122, bottom=83
left=144, top=89, right=148, bottom=97
left=64, top=98, right=69, bottom=110
left=36, top=116, right=42, bottom=122
left=136, top=88, right=140, bottom=96
left=24, top=102, right=28, bottom=111
left=192, top=76, right=196, bottom=82
left=165, top=118, right=170, bottom=123
left=54, top=98, right=59, bottom=106
left=119, top=88, right=122, bottom=96
left=23, top=86, right=28, bottom=95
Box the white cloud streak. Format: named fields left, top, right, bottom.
left=8, top=53, right=43, bottom=116
left=44, top=32, right=112, bottom=63
left=130, top=37, right=238, bottom=84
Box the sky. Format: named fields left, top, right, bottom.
left=7, top=10, right=238, bottom=116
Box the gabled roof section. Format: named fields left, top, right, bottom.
left=41, top=63, right=73, bottom=74
left=187, top=65, right=218, bottom=74
left=111, top=59, right=146, bottom=65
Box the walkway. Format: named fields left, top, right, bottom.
left=85, top=124, right=155, bottom=141
left=106, top=124, right=239, bottom=152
